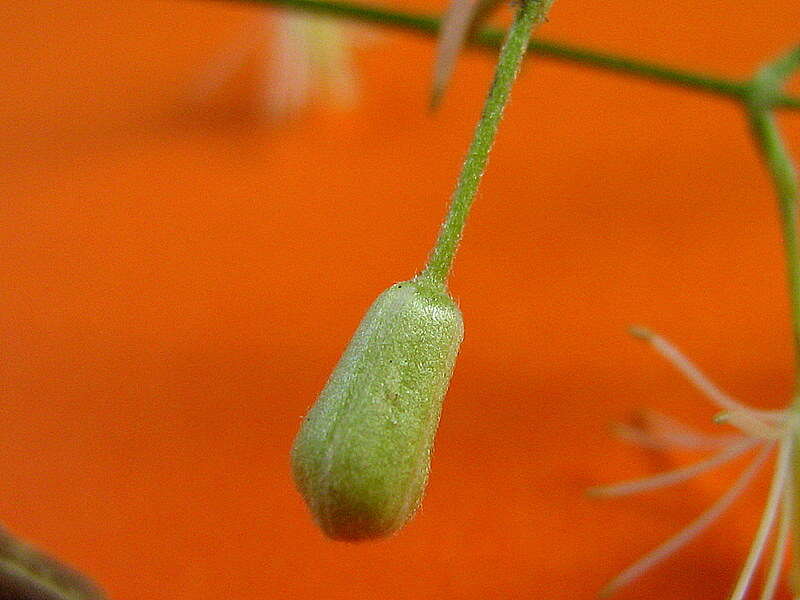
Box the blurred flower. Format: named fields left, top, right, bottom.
left=267, top=11, right=359, bottom=118
left=591, top=327, right=794, bottom=600
left=189, top=11, right=363, bottom=120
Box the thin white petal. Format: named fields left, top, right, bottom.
left=615, top=410, right=744, bottom=450
left=590, top=438, right=758, bottom=498
left=717, top=410, right=783, bottom=439
left=600, top=442, right=773, bottom=597
left=730, top=436, right=793, bottom=600
left=758, top=475, right=793, bottom=600
left=634, top=329, right=783, bottom=419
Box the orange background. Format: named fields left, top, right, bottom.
left=3, top=1, right=800, bottom=598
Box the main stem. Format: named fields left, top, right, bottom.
left=747, top=47, right=800, bottom=396
left=418, top=0, right=552, bottom=288
left=750, top=110, right=800, bottom=391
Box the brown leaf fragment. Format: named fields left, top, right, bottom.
left=0, top=526, right=105, bottom=600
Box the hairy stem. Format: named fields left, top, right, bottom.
left=416, top=0, right=553, bottom=287
left=234, top=0, right=800, bottom=109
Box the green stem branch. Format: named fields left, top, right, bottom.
left=416, top=0, right=552, bottom=288
left=235, top=0, right=800, bottom=109
left=751, top=109, right=800, bottom=388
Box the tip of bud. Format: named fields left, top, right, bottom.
left=712, top=411, right=731, bottom=424
left=628, top=325, right=653, bottom=340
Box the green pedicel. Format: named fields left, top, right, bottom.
left=291, top=0, right=550, bottom=541
left=291, top=278, right=463, bottom=541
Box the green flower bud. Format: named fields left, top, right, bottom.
left=291, top=277, right=464, bottom=541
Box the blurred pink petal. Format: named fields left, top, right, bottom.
left=431, top=0, right=503, bottom=108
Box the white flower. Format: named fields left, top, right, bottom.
left=591, top=328, right=794, bottom=600
left=189, top=11, right=361, bottom=120
left=266, top=11, right=359, bottom=118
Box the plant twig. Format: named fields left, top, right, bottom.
left=233, top=0, right=800, bottom=109
left=745, top=46, right=800, bottom=392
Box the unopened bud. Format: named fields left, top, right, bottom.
left=291, top=278, right=464, bottom=541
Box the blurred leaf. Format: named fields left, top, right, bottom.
left=0, top=526, right=105, bottom=600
